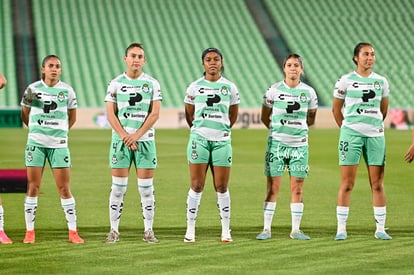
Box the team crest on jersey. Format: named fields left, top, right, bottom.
left=191, top=150, right=198, bottom=160
left=373, top=81, right=381, bottom=90
left=220, top=86, right=228, bottom=95
left=111, top=154, right=118, bottom=164
left=300, top=93, right=307, bottom=102
left=142, top=83, right=150, bottom=93
left=57, top=91, right=65, bottom=102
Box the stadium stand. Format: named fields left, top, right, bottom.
left=30, top=0, right=282, bottom=108
left=0, top=0, right=18, bottom=107
left=264, top=0, right=414, bottom=108
left=2, top=0, right=414, bottom=110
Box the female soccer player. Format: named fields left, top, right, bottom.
left=104, top=43, right=162, bottom=243
left=332, top=42, right=391, bottom=240
left=0, top=73, right=12, bottom=244
left=183, top=48, right=240, bottom=243
left=20, top=55, right=84, bottom=244
left=256, top=54, right=318, bottom=241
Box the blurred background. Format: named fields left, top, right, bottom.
left=1, top=0, right=413, bottom=128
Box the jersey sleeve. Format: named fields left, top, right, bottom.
left=382, top=77, right=390, bottom=98
left=309, top=88, right=318, bottom=110
left=230, top=83, right=240, bottom=105
left=67, top=87, right=78, bottom=109
left=333, top=76, right=347, bottom=100
left=20, top=86, right=33, bottom=107
left=184, top=84, right=195, bottom=105
left=104, top=81, right=117, bottom=103
left=152, top=79, right=162, bottom=101
left=262, top=86, right=273, bottom=108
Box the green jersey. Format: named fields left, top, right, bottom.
left=20, top=80, right=77, bottom=148
left=184, top=76, right=240, bottom=141
left=334, top=71, right=390, bottom=137
left=263, top=81, right=318, bottom=147
left=105, top=72, right=162, bottom=141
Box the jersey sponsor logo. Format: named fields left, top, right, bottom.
left=43, top=101, right=58, bottom=113
left=278, top=93, right=297, bottom=101
left=123, top=113, right=146, bottom=119
left=206, top=94, right=221, bottom=106
left=120, top=84, right=149, bottom=92
left=361, top=89, right=376, bottom=102
left=201, top=113, right=222, bottom=119
left=198, top=87, right=217, bottom=94
left=265, top=97, right=273, bottom=105
left=37, top=119, right=59, bottom=126
left=128, top=93, right=143, bottom=106
left=280, top=119, right=302, bottom=126
left=286, top=101, right=300, bottom=113
left=337, top=89, right=345, bottom=96
left=356, top=108, right=378, bottom=115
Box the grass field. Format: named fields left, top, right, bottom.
left=0, top=128, right=413, bottom=274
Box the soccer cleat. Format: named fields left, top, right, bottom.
left=184, top=227, right=195, bottom=243
left=256, top=229, right=271, bottom=240
left=184, top=233, right=195, bottom=243
left=105, top=229, right=120, bottom=243
left=375, top=231, right=392, bottom=240
left=221, top=231, right=233, bottom=243
left=184, top=236, right=195, bottom=243
left=23, top=230, right=35, bottom=244
left=221, top=236, right=233, bottom=243
left=290, top=230, right=311, bottom=240
left=143, top=229, right=159, bottom=243
left=334, top=232, right=347, bottom=241
left=69, top=230, right=84, bottom=244
left=0, top=230, right=12, bottom=244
